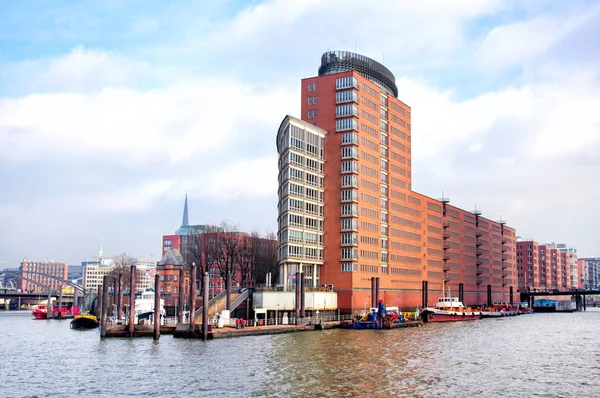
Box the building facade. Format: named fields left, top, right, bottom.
left=20, top=260, right=68, bottom=293
left=579, top=258, right=599, bottom=290
left=276, top=51, right=517, bottom=312
left=276, top=115, right=326, bottom=290
left=156, top=249, right=189, bottom=314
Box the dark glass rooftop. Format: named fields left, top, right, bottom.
left=318, top=50, right=398, bottom=97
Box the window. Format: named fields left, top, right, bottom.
left=174, top=274, right=178, bottom=282
left=173, top=286, right=178, bottom=294
left=341, top=204, right=358, bottom=217
left=336, top=90, right=358, bottom=103
left=312, top=82, right=317, bottom=91
left=312, top=96, right=317, bottom=104
left=341, top=146, right=358, bottom=159
left=308, top=97, right=312, bottom=105
left=341, top=161, right=358, bottom=173
left=160, top=274, right=164, bottom=281
left=341, top=132, right=358, bottom=145
left=336, top=76, right=358, bottom=89
left=341, top=189, right=358, bottom=202
left=341, top=218, right=358, bottom=231
left=341, top=175, right=358, bottom=188
left=308, top=83, right=312, bottom=91
left=336, top=104, right=358, bottom=117
left=336, top=118, right=358, bottom=132
left=341, top=263, right=357, bottom=272
left=308, top=110, right=317, bottom=119
left=341, top=248, right=358, bottom=260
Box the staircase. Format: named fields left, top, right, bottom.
left=194, top=290, right=248, bottom=324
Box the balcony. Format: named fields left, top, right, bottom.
left=476, top=267, right=483, bottom=275
left=443, top=242, right=451, bottom=250
left=501, top=262, right=508, bottom=270
left=443, top=231, right=451, bottom=239
left=476, top=277, right=484, bottom=285
left=475, top=239, right=483, bottom=247
left=502, top=271, right=510, bottom=277
left=502, top=255, right=509, bottom=261
left=476, top=259, right=483, bottom=266
left=501, top=237, right=508, bottom=244
left=476, top=249, right=483, bottom=256
left=443, top=254, right=451, bottom=261
left=442, top=220, right=450, bottom=229
left=476, top=229, right=483, bottom=237
left=443, top=264, right=451, bottom=272
left=501, top=246, right=508, bottom=253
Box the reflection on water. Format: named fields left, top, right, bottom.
left=1, top=310, right=600, bottom=397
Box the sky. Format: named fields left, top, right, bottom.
left=1, top=0, right=599, bottom=267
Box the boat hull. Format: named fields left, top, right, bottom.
left=480, top=310, right=520, bottom=318
left=32, top=311, right=47, bottom=320
left=421, top=310, right=481, bottom=323
left=70, top=316, right=99, bottom=329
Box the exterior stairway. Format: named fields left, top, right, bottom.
left=194, top=291, right=244, bottom=324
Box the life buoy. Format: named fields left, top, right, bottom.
left=258, top=319, right=263, bottom=326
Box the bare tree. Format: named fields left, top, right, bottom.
left=253, top=232, right=279, bottom=288
left=109, top=253, right=134, bottom=291
left=217, top=220, right=240, bottom=310
left=183, top=224, right=220, bottom=304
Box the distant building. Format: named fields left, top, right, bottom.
left=156, top=248, right=189, bottom=315
left=134, top=257, right=157, bottom=292
left=552, top=243, right=578, bottom=289
left=20, top=260, right=68, bottom=293
left=68, top=265, right=83, bottom=284
left=578, top=258, right=599, bottom=290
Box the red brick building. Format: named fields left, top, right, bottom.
left=156, top=248, right=189, bottom=314
left=20, top=260, right=68, bottom=293
left=277, top=51, right=517, bottom=312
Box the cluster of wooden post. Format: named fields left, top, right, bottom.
left=99, top=263, right=210, bottom=340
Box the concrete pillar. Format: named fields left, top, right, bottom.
left=178, top=268, right=185, bottom=324
left=117, top=273, right=123, bottom=320
left=300, top=272, right=305, bottom=318
left=101, top=275, right=111, bottom=338
left=313, top=264, right=317, bottom=288
left=458, top=283, right=464, bottom=304
left=375, top=277, right=380, bottom=305
left=72, top=288, right=78, bottom=314
left=153, top=274, right=160, bottom=341
left=128, top=265, right=136, bottom=337
left=487, top=285, right=492, bottom=307
left=202, top=272, right=209, bottom=340
left=190, top=263, right=196, bottom=326
left=509, top=286, right=514, bottom=305
left=282, top=264, right=287, bottom=291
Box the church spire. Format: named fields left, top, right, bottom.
left=98, top=236, right=104, bottom=261
left=182, top=194, right=189, bottom=227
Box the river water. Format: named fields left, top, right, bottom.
left=1, top=310, right=600, bottom=398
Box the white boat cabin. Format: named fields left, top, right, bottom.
left=435, top=297, right=466, bottom=309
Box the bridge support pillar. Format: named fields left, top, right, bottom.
left=300, top=272, right=305, bottom=318
left=101, top=275, right=111, bottom=338
left=583, top=295, right=587, bottom=311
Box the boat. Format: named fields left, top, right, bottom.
left=32, top=305, right=48, bottom=320
left=479, top=300, right=520, bottom=318
left=70, top=314, right=99, bottom=329
left=134, top=289, right=166, bottom=325
left=420, top=283, right=481, bottom=323
left=342, top=300, right=409, bottom=329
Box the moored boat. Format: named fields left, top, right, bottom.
left=420, top=296, right=481, bottom=323
left=70, top=314, right=99, bottom=329
left=32, top=305, right=48, bottom=320
left=479, top=300, right=520, bottom=318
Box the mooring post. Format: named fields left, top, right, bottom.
left=295, top=272, right=300, bottom=324
left=190, top=263, right=196, bottom=328
left=128, top=265, right=136, bottom=337
left=178, top=267, right=185, bottom=324
left=58, top=288, right=63, bottom=319
left=202, top=272, right=209, bottom=340
left=583, top=295, right=587, bottom=311
left=300, top=272, right=305, bottom=318
left=153, top=274, right=160, bottom=341
left=117, top=272, right=123, bottom=320
left=97, top=284, right=102, bottom=319
left=101, top=275, right=111, bottom=338
left=371, top=277, right=376, bottom=308
left=375, top=277, right=380, bottom=305
left=47, top=288, right=53, bottom=319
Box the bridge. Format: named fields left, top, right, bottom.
left=520, top=289, right=600, bottom=311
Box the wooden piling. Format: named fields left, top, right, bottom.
left=202, top=272, right=208, bottom=340
left=189, top=263, right=196, bottom=327
left=300, top=272, right=305, bottom=318
left=153, top=274, right=160, bottom=341
left=371, top=277, right=376, bottom=308
left=97, top=284, right=102, bottom=319
left=178, top=267, right=185, bottom=324
left=117, top=272, right=123, bottom=320
left=47, top=288, right=53, bottom=319
left=128, top=265, right=136, bottom=337
left=295, top=272, right=300, bottom=323
left=58, top=288, right=63, bottom=319
left=100, top=275, right=111, bottom=338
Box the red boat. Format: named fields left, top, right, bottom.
left=32, top=305, right=48, bottom=320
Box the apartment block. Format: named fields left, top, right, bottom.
left=20, top=260, right=68, bottom=293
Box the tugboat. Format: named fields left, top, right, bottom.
left=479, top=300, right=520, bottom=318
left=31, top=305, right=48, bottom=320
left=420, top=281, right=481, bottom=323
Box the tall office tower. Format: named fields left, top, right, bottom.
left=278, top=51, right=516, bottom=312
left=276, top=116, right=327, bottom=290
